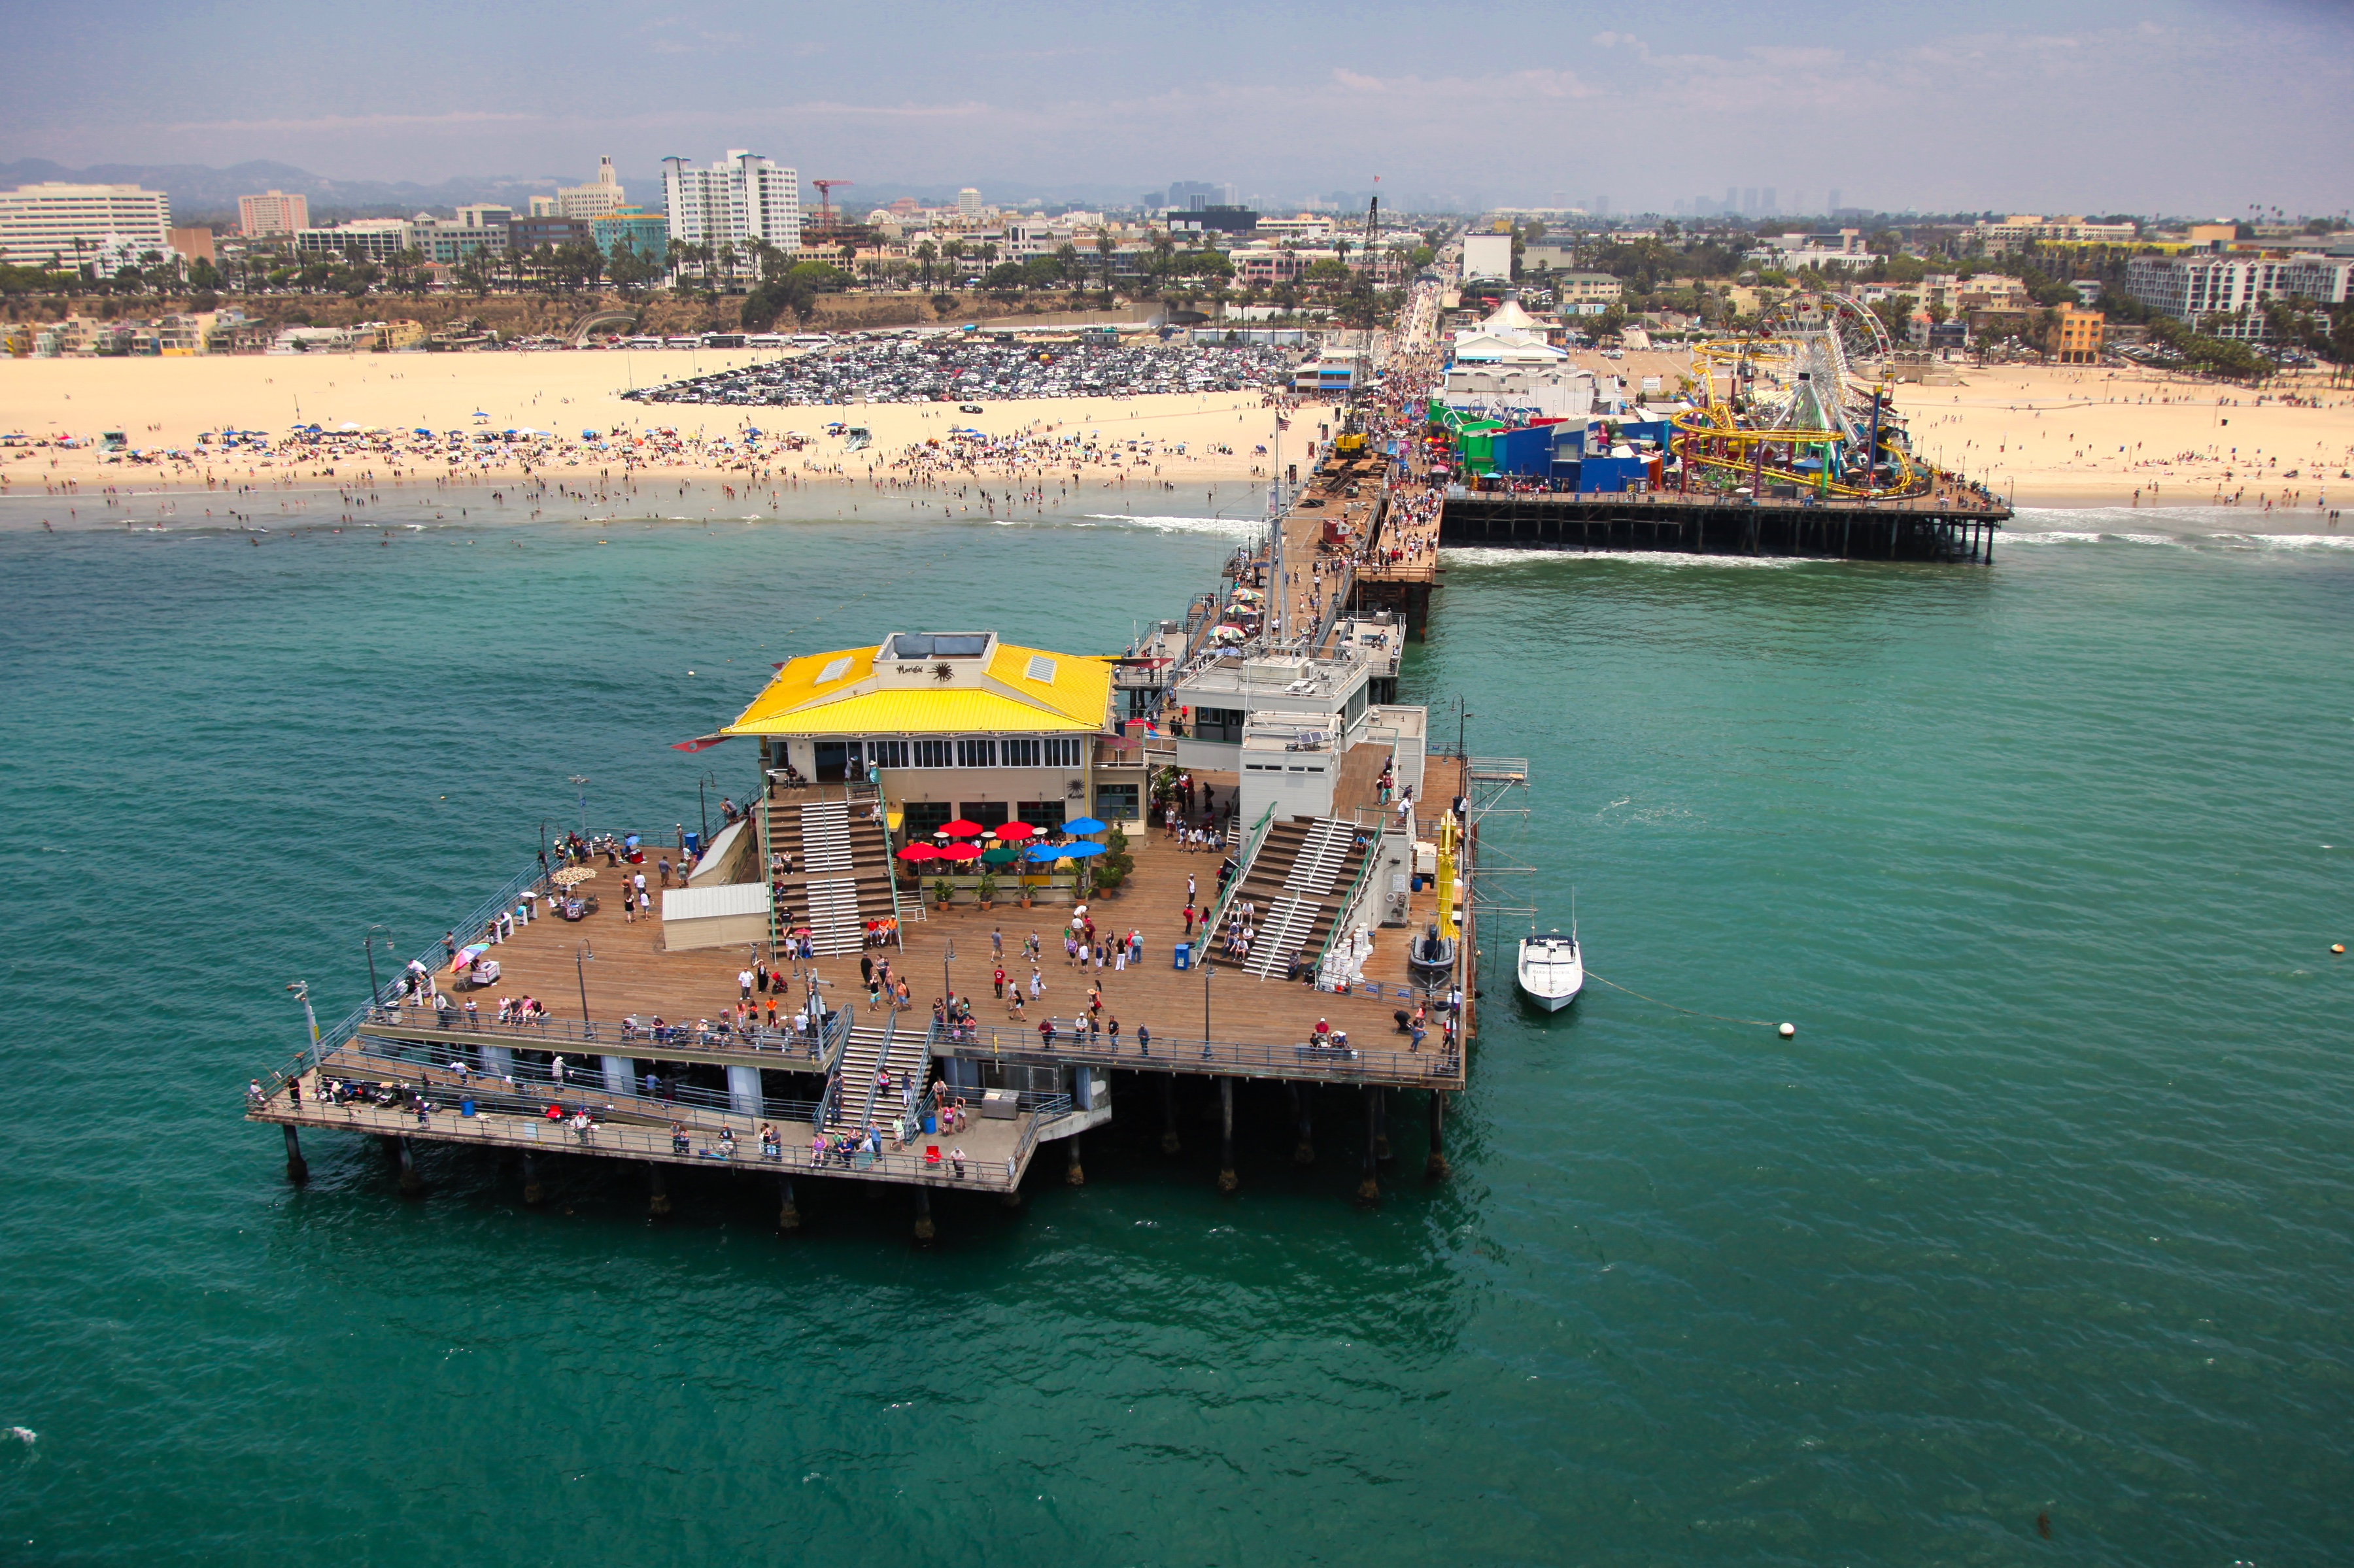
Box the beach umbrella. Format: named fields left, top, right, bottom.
left=896, top=843, right=941, bottom=862
left=935, top=843, right=983, bottom=862
left=993, top=822, right=1038, bottom=841
left=979, top=845, right=1021, bottom=866
left=1026, top=842, right=1103, bottom=862
left=1063, top=816, right=1108, bottom=836
left=551, top=866, right=597, bottom=887
left=939, top=819, right=986, bottom=838
left=449, top=942, right=490, bottom=972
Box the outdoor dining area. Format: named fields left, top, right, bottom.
left=895, top=815, right=1116, bottom=909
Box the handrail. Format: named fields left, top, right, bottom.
left=846, top=1008, right=900, bottom=1131
left=360, top=1006, right=831, bottom=1063
left=294, top=1037, right=823, bottom=1127
left=1312, top=828, right=1385, bottom=985
left=1198, top=800, right=1278, bottom=955
left=938, top=1017, right=1459, bottom=1083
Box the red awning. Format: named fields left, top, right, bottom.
left=670, top=734, right=732, bottom=753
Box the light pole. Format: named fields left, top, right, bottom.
left=1201, top=957, right=1214, bottom=1059
left=569, top=774, right=590, bottom=837
left=575, top=940, right=594, bottom=1040
left=698, top=770, right=716, bottom=845
left=362, top=925, right=396, bottom=1008
left=942, top=938, right=956, bottom=1021
left=1456, top=699, right=1473, bottom=760
left=286, top=980, right=321, bottom=1074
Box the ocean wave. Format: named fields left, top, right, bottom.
left=1080, top=513, right=1265, bottom=539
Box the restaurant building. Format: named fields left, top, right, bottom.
left=720, top=630, right=1144, bottom=836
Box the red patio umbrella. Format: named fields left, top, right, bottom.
left=993, top=822, right=1038, bottom=841
left=934, top=842, right=983, bottom=862
left=940, top=819, right=986, bottom=838
left=896, top=843, right=942, bottom=862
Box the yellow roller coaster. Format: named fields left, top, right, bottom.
left=1670, top=293, right=1932, bottom=500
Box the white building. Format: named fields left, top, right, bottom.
left=0, top=182, right=171, bottom=268
left=2124, top=252, right=2354, bottom=340
left=238, top=190, right=309, bottom=238
left=664, top=150, right=803, bottom=273
left=556, top=156, right=627, bottom=220
left=294, top=219, right=416, bottom=263
left=1461, top=232, right=1513, bottom=281
left=957, top=188, right=983, bottom=220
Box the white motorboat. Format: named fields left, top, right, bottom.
left=1516, top=929, right=1583, bottom=1012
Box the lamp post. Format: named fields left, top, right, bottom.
left=942, top=938, right=956, bottom=1025
left=362, top=925, right=396, bottom=1008
left=286, top=980, right=321, bottom=1074
left=698, top=770, right=716, bottom=845
left=1201, top=957, right=1214, bottom=1059
left=574, top=940, right=594, bottom=1040
left=569, top=774, right=590, bottom=836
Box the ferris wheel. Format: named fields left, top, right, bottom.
left=1766, top=292, right=1894, bottom=396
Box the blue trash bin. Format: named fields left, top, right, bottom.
left=1174, top=942, right=1191, bottom=971
left=460, top=1099, right=475, bottom=1117
left=922, top=1112, right=938, bottom=1135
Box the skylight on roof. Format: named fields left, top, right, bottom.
left=1025, top=654, right=1057, bottom=684
left=816, top=655, right=853, bottom=684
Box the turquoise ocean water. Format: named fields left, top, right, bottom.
left=1, top=493, right=2349, bottom=1565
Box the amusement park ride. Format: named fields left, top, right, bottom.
left=1671, top=293, right=1934, bottom=501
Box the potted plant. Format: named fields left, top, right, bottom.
left=976, top=872, right=997, bottom=911
left=1019, top=875, right=1035, bottom=910
left=932, top=876, right=953, bottom=910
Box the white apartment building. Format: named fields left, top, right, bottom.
left=2124, top=252, right=2354, bottom=340
left=1968, top=214, right=2136, bottom=254
left=663, top=150, right=802, bottom=273
left=238, top=190, right=310, bottom=238
left=957, top=188, right=983, bottom=220
left=294, top=219, right=417, bottom=263
left=0, top=182, right=171, bottom=267
left=557, top=156, right=626, bottom=220
left=1257, top=214, right=1337, bottom=243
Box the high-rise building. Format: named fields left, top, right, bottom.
left=1725, top=185, right=1739, bottom=214
left=0, top=182, right=172, bottom=267
left=557, top=156, right=627, bottom=220
left=527, top=195, right=559, bottom=218
left=237, top=189, right=309, bottom=238
left=1828, top=188, right=1842, bottom=215
left=1762, top=186, right=1777, bottom=216
left=1741, top=187, right=1758, bottom=216
left=663, top=150, right=803, bottom=272
left=957, top=188, right=982, bottom=219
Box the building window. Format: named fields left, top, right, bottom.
left=902, top=801, right=951, bottom=838
left=1043, top=736, right=1082, bottom=767
left=1193, top=706, right=1246, bottom=743
left=867, top=739, right=910, bottom=769
left=957, top=737, right=997, bottom=768
left=1017, top=799, right=1066, bottom=830
left=1000, top=737, right=1042, bottom=767
left=1095, top=783, right=1140, bottom=821
left=912, top=739, right=953, bottom=768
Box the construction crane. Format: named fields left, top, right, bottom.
left=811, top=179, right=853, bottom=239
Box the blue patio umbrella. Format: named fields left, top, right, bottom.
left=1061, top=816, right=1108, bottom=836
left=1025, top=842, right=1104, bottom=861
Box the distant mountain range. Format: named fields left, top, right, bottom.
left=0, top=158, right=564, bottom=223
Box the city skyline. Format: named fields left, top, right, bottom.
left=3, top=0, right=2349, bottom=218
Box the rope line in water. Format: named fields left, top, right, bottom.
left=1585, top=971, right=1781, bottom=1030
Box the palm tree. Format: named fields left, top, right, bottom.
left=942, top=239, right=966, bottom=287
left=1054, top=242, right=1082, bottom=296
left=915, top=240, right=937, bottom=290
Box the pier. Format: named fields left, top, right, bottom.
left=1435, top=490, right=2008, bottom=565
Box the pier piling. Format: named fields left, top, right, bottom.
left=647, top=1162, right=671, bottom=1218
left=913, top=1186, right=935, bottom=1243
left=1159, top=1075, right=1182, bottom=1155
left=1291, top=1083, right=1316, bottom=1167
left=282, top=1124, right=309, bottom=1184
left=1373, top=1089, right=1393, bottom=1166
left=1218, top=1077, right=1238, bottom=1193
left=1356, top=1089, right=1382, bottom=1206
left=1065, top=1136, right=1085, bottom=1187
left=396, top=1136, right=422, bottom=1197
left=521, top=1151, right=543, bottom=1206
left=777, top=1174, right=800, bottom=1233
left=1425, top=1091, right=1449, bottom=1182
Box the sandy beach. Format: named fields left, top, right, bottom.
left=5, top=348, right=2350, bottom=517
left=0, top=349, right=1337, bottom=497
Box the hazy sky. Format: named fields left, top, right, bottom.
left=9, top=0, right=2350, bottom=214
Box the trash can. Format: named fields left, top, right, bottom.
left=1174, top=942, right=1191, bottom=971
left=922, top=1112, right=938, bottom=1135
left=460, top=1099, right=475, bottom=1117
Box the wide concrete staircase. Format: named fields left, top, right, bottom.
left=821, top=1012, right=927, bottom=1136
left=763, top=791, right=902, bottom=957
left=1227, top=815, right=1373, bottom=980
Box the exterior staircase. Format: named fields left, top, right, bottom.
left=1226, top=816, right=1373, bottom=979
left=821, top=1011, right=927, bottom=1136
left=757, top=785, right=902, bottom=959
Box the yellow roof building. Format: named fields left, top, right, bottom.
left=725, top=632, right=1113, bottom=738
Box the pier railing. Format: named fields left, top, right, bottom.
left=360, top=1007, right=838, bottom=1065
left=307, top=1037, right=825, bottom=1129
left=935, top=1016, right=1461, bottom=1085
